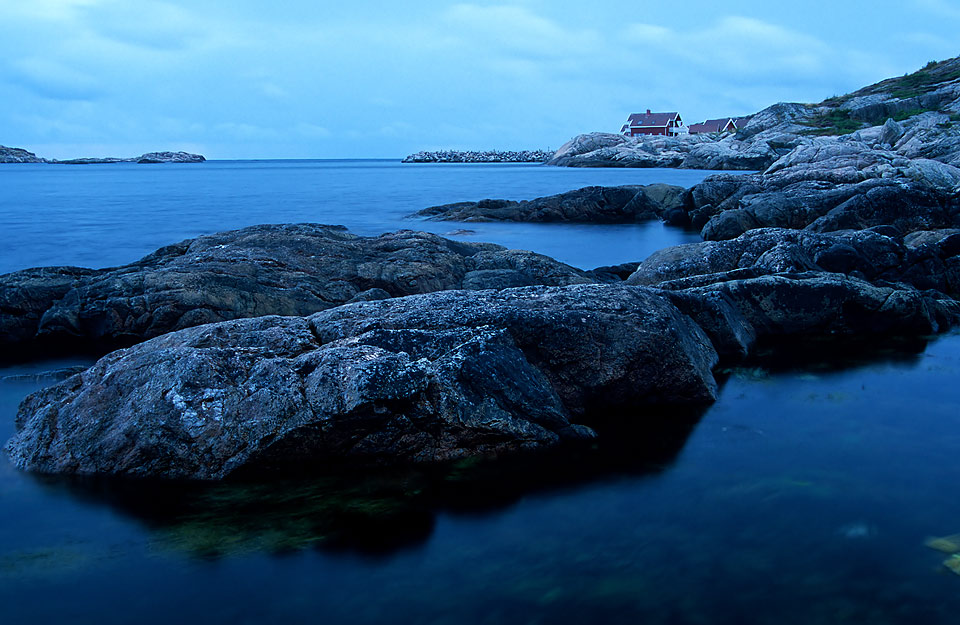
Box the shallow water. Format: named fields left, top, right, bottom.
left=2, top=161, right=960, bottom=624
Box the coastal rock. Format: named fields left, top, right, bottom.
left=0, top=224, right=593, bottom=354
left=687, top=137, right=960, bottom=241
left=8, top=274, right=957, bottom=480
left=0, top=266, right=102, bottom=353
left=626, top=227, right=960, bottom=296
left=549, top=57, right=960, bottom=172
left=5, top=285, right=720, bottom=479
left=414, top=184, right=688, bottom=224
left=0, top=146, right=44, bottom=164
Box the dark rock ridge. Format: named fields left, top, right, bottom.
left=402, top=150, right=551, bottom=163
left=414, top=184, right=689, bottom=225
left=0, top=224, right=593, bottom=355
left=0, top=145, right=44, bottom=163
left=549, top=57, right=960, bottom=171
left=627, top=227, right=960, bottom=297
left=7, top=277, right=958, bottom=480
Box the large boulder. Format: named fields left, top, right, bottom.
left=5, top=285, right=720, bottom=479
left=8, top=275, right=957, bottom=480
left=0, top=224, right=594, bottom=354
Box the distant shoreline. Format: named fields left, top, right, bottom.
left=0, top=145, right=205, bottom=164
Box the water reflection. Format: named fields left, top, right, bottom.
left=29, top=409, right=705, bottom=560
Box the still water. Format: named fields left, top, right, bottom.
left=0, top=159, right=713, bottom=274
left=2, top=161, right=959, bottom=624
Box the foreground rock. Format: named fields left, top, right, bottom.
left=0, top=224, right=593, bottom=354
left=414, top=184, right=689, bottom=225
left=8, top=275, right=958, bottom=480
left=0, top=145, right=44, bottom=163
left=5, top=285, right=719, bottom=479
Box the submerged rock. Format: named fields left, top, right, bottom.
left=0, top=224, right=593, bottom=354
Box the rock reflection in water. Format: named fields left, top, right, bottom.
left=28, top=408, right=704, bottom=559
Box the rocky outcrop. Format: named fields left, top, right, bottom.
left=413, top=184, right=689, bottom=225
left=0, top=266, right=102, bottom=356
left=0, top=145, right=44, bottom=163
left=0, top=224, right=593, bottom=354
left=52, top=151, right=205, bottom=164
left=5, top=285, right=720, bottom=479
left=686, top=138, right=960, bottom=241
left=8, top=275, right=957, bottom=480
left=402, top=150, right=551, bottom=163
left=546, top=130, right=786, bottom=171
left=549, top=57, right=960, bottom=172
left=626, top=227, right=960, bottom=297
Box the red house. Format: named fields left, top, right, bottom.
left=620, top=110, right=685, bottom=137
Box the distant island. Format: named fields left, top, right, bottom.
left=0, top=145, right=205, bottom=164
left=402, top=149, right=551, bottom=163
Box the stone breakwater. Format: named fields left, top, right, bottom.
left=402, top=149, right=551, bottom=163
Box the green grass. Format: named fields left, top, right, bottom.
left=891, top=107, right=936, bottom=122
left=886, top=62, right=960, bottom=99
left=799, top=109, right=864, bottom=136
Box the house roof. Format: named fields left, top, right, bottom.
left=689, top=118, right=736, bottom=133
left=626, top=111, right=680, bottom=128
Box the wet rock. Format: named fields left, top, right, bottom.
left=0, top=224, right=593, bottom=354
left=5, top=285, right=720, bottom=479
left=0, top=266, right=102, bottom=353
left=7, top=276, right=957, bottom=480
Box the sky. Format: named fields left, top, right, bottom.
left=1, top=0, right=959, bottom=160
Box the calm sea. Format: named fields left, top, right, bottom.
left=2, top=160, right=960, bottom=624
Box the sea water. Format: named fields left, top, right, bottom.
left=2, top=161, right=959, bottom=624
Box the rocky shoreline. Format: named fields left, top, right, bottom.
left=547, top=58, right=960, bottom=172
left=0, top=146, right=205, bottom=164
left=4, top=57, right=960, bottom=480
left=402, top=149, right=551, bottom=163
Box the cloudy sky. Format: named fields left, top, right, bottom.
left=2, top=0, right=958, bottom=159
